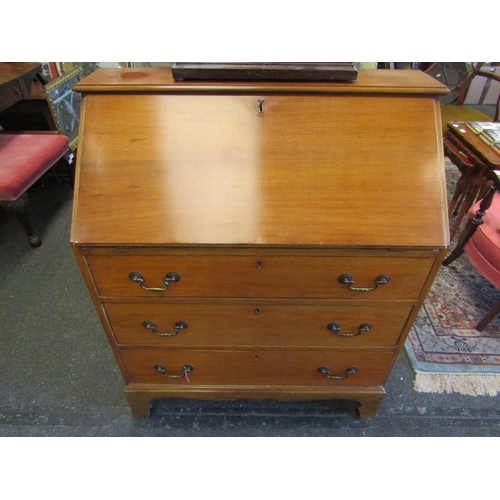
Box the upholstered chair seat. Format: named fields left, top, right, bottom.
left=444, top=171, right=500, bottom=330
left=465, top=194, right=500, bottom=289
left=0, top=134, right=69, bottom=200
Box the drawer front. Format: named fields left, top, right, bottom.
left=106, top=302, right=413, bottom=348
left=120, top=349, right=393, bottom=386
left=86, top=254, right=434, bottom=299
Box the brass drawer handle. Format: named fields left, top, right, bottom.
left=142, top=320, right=188, bottom=337
left=128, top=271, right=180, bottom=291
left=318, top=366, right=358, bottom=380
left=338, top=273, right=390, bottom=292
left=327, top=322, right=372, bottom=337
left=155, top=364, right=194, bottom=382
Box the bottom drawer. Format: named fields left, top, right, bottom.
left=120, top=349, right=394, bottom=386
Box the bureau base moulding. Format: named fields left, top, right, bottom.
left=124, top=384, right=387, bottom=419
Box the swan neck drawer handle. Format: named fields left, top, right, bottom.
left=155, top=364, right=194, bottom=382
left=338, top=273, right=390, bottom=292
left=129, top=271, right=180, bottom=291
left=318, top=366, right=358, bottom=380
left=142, top=320, right=188, bottom=337
left=327, top=322, right=372, bottom=337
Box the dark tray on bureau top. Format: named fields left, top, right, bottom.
left=171, top=62, right=358, bottom=82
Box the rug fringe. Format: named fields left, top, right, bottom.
left=414, top=372, right=500, bottom=396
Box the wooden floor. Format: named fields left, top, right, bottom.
left=1, top=174, right=500, bottom=437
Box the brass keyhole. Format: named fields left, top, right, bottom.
left=258, top=99, right=265, bottom=113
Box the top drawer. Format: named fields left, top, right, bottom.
left=85, top=253, right=434, bottom=299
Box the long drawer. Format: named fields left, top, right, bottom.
left=105, top=301, right=413, bottom=348
left=86, top=254, right=434, bottom=299
left=120, top=348, right=394, bottom=386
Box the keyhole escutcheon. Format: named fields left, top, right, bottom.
left=258, top=98, right=265, bottom=113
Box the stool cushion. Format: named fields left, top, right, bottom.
left=0, top=134, right=69, bottom=201
left=466, top=193, right=500, bottom=288
left=441, top=105, right=492, bottom=135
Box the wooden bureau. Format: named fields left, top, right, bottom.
left=71, top=68, right=449, bottom=418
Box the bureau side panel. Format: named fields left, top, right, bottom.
left=72, top=246, right=131, bottom=383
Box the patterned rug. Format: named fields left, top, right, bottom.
left=404, top=158, right=500, bottom=396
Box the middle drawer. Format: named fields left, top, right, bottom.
left=105, top=301, right=413, bottom=348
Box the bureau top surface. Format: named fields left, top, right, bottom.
left=71, top=69, right=449, bottom=248
left=74, top=68, right=448, bottom=96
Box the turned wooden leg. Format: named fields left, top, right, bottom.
left=0, top=192, right=41, bottom=247
left=443, top=136, right=478, bottom=222
left=444, top=182, right=497, bottom=267
left=449, top=170, right=472, bottom=218
left=450, top=181, right=481, bottom=240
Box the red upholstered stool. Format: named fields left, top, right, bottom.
left=0, top=133, right=70, bottom=247
left=443, top=172, right=500, bottom=330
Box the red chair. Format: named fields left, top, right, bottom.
left=443, top=170, right=500, bottom=330
left=0, top=133, right=70, bottom=247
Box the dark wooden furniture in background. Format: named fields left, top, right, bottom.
left=423, top=63, right=500, bottom=134
left=444, top=132, right=484, bottom=238
left=0, top=79, right=57, bottom=132
left=446, top=122, right=500, bottom=238
left=71, top=68, right=449, bottom=419
left=0, top=63, right=43, bottom=114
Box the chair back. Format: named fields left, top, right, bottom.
left=421, top=62, right=500, bottom=121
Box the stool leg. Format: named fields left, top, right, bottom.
left=0, top=192, right=41, bottom=247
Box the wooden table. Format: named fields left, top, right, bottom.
left=0, top=63, right=42, bottom=113
left=0, top=79, right=57, bottom=132
left=446, top=121, right=500, bottom=238
left=448, top=122, right=500, bottom=166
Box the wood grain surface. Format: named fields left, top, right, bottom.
left=106, top=300, right=413, bottom=348
left=85, top=253, right=435, bottom=299
left=72, top=92, right=448, bottom=248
